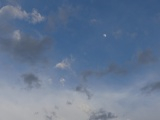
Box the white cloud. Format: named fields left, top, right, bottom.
left=0, top=5, right=45, bottom=24
left=12, top=30, right=21, bottom=41
left=59, top=78, right=65, bottom=86
left=55, top=58, right=73, bottom=70
left=0, top=5, right=28, bottom=19
left=78, top=103, right=92, bottom=114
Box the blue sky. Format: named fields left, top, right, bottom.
left=0, top=0, right=160, bottom=120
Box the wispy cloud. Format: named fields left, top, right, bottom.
left=141, top=81, right=160, bottom=94
left=90, top=18, right=98, bottom=24
left=47, top=4, right=79, bottom=30
left=112, top=29, right=123, bottom=39
left=76, top=85, right=93, bottom=99
left=57, top=4, right=74, bottom=25
left=137, top=49, right=157, bottom=64
left=82, top=63, right=127, bottom=81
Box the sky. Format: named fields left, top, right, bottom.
left=0, top=0, right=160, bottom=120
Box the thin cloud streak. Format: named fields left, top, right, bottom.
left=89, top=109, right=117, bottom=120
left=82, top=63, right=127, bottom=81
left=137, top=49, right=157, bottom=65
left=141, top=81, right=160, bottom=94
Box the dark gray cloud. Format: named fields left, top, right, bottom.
left=0, top=36, right=52, bottom=64
left=51, top=112, right=57, bottom=117
left=46, top=115, right=53, bottom=120
left=66, top=101, right=72, bottom=105
left=89, top=109, right=117, bottom=120
left=82, top=63, right=127, bottom=81
left=22, top=73, right=41, bottom=89
left=54, top=105, right=59, bottom=110
left=137, top=49, right=157, bottom=64
left=45, top=111, right=57, bottom=120
left=141, top=81, right=160, bottom=93
left=34, top=112, right=39, bottom=115
left=76, top=85, right=93, bottom=99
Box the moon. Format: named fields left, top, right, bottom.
left=103, top=34, right=107, bottom=37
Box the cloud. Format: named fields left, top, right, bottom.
left=0, top=5, right=50, bottom=64
left=66, top=101, right=72, bottom=105
left=55, top=57, right=74, bottom=70
left=22, top=73, right=41, bottom=89
left=47, top=4, right=79, bottom=30
left=112, top=29, right=123, bottom=39
left=59, top=78, right=65, bottom=86
left=76, top=85, right=93, bottom=99
left=0, top=5, right=45, bottom=24
left=55, top=59, right=71, bottom=69
left=57, top=5, right=73, bottom=25
left=78, top=103, right=92, bottom=114
left=30, top=9, right=45, bottom=24
left=0, top=82, right=160, bottom=120
left=45, top=115, right=52, bottom=120
left=129, top=32, right=137, bottom=38
left=12, top=30, right=21, bottom=41
left=0, top=87, right=91, bottom=120
left=0, top=33, right=52, bottom=64
left=90, top=19, right=98, bottom=24
left=89, top=109, right=117, bottom=120
left=137, top=49, right=157, bottom=64
left=141, top=81, right=160, bottom=93
left=0, top=5, right=28, bottom=20
left=82, top=63, right=127, bottom=81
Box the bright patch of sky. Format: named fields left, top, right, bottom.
left=0, top=0, right=160, bottom=120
